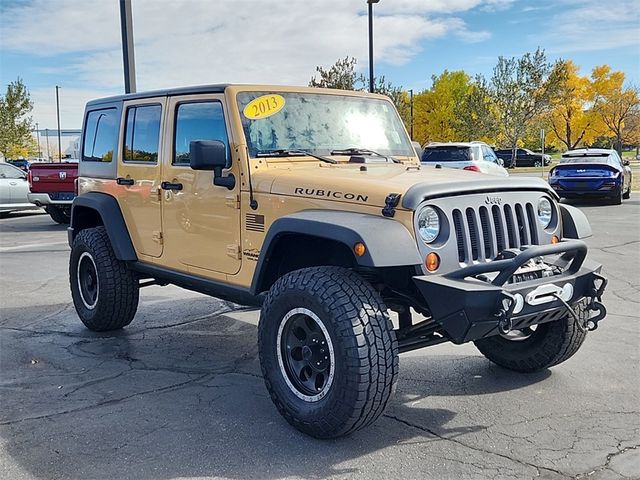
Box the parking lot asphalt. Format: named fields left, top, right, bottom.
left=1, top=198, right=639, bottom=480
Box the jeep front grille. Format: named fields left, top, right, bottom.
left=452, top=203, right=539, bottom=263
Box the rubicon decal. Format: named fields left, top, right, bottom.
left=293, top=188, right=368, bottom=202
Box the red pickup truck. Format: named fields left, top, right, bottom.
left=27, top=161, right=78, bottom=224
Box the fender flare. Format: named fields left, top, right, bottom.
left=69, top=192, right=137, bottom=261
left=250, top=210, right=422, bottom=294
left=560, top=204, right=592, bottom=239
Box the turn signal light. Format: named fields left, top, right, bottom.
left=551, top=235, right=560, bottom=244
left=425, top=252, right=440, bottom=272
left=354, top=242, right=366, bottom=257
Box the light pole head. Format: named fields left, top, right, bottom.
left=367, top=0, right=380, bottom=3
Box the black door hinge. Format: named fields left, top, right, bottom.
left=382, top=193, right=402, bottom=217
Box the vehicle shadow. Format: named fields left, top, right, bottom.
left=0, top=297, right=550, bottom=479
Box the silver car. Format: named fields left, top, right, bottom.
left=0, top=162, right=33, bottom=216
left=421, top=141, right=509, bottom=176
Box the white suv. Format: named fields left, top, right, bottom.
left=421, top=141, right=508, bottom=176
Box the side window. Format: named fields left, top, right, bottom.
left=0, top=164, right=24, bottom=179
left=174, top=101, right=229, bottom=166
left=123, top=105, right=162, bottom=163
left=82, top=108, right=118, bottom=162
left=611, top=152, right=622, bottom=167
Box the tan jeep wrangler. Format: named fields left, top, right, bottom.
left=68, top=85, right=607, bottom=438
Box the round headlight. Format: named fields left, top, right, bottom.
left=537, top=197, right=553, bottom=228
left=418, top=206, right=440, bottom=243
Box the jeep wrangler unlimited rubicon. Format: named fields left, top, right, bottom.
left=68, top=85, right=607, bottom=438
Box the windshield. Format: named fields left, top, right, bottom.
left=236, top=92, right=414, bottom=158
left=421, top=146, right=471, bottom=162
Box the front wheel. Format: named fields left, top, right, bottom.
left=258, top=266, right=399, bottom=438
left=623, top=182, right=631, bottom=199
left=474, top=303, right=588, bottom=372
left=534, top=160, right=542, bottom=167
left=69, top=226, right=139, bottom=331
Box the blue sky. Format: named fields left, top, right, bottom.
left=1, top=0, right=638, bottom=128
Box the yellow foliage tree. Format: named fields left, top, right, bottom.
left=413, top=70, right=472, bottom=145
left=591, top=65, right=640, bottom=153
left=548, top=61, right=604, bottom=151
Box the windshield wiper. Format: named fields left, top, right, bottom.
left=330, top=147, right=402, bottom=163
left=256, top=149, right=337, bottom=164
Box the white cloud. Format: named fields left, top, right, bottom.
left=539, top=0, right=639, bottom=53
left=2, top=0, right=505, bottom=126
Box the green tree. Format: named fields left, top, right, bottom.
left=309, top=57, right=409, bottom=128
left=0, top=78, right=35, bottom=159
left=309, top=57, right=360, bottom=90
left=484, top=49, right=566, bottom=165
left=453, top=75, right=498, bottom=143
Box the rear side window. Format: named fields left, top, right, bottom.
left=82, top=108, right=118, bottom=162
left=0, top=164, right=25, bottom=179
left=422, top=146, right=470, bottom=162
left=123, top=105, right=162, bottom=163
left=174, top=101, right=229, bottom=165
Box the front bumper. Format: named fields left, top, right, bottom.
left=28, top=192, right=75, bottom=206
left=413, top=240, right=607, bottom=344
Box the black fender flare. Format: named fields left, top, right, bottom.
left=69, top=192, right=137, bottom=261
left=560, top=204, right=592, bottom=239
left=250, top=210, right=422, bottom=294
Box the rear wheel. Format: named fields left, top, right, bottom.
left=69, top=226, right=139, bottom=331
left=534, top=160, right=542, bottom=167
left=258, top=266, right=398, bottom=438
left=474, top=303, right=588, bottom=373
left=611, top=186, right=623, bottom=205
left=46, top=205, right=71, bottom=224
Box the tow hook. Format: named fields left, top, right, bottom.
left=585, top=300, right=606, bottom=331
left=496, top=294, right=516, bottom=334
left=585, top=273, right=608, bottom=331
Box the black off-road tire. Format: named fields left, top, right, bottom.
left=46, top=205, right=71, bottom=224
left=69, top=226, right=139, bottom=331
left=258, top=266, right=399, bottom=438
left=474, top=303, right=588, bottom=373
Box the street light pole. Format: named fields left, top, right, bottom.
left=35, top=122, right=41, bottom=158
left=55, top=86, right=62, bottom=162
left=119, top=0, right=137, bottom=93
left=367, top=0, right=380, bottom=93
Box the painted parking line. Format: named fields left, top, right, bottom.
left=0, top=240, right=69, bottom=252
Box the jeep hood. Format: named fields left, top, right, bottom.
left=260, top=163, right=554, bottom=209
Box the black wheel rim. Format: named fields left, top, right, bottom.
left=277, top=308, right=334, bottom=401
left=77, top=252, right=98, bottom=309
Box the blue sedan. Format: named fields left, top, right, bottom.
left=548, top=148, right=632, bottom=205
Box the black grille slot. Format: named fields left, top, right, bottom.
left=479, top=206, right=492, bottom=258
left=526, top=203, right=538, bottom=244
left=492, top=205, right=505, bottom=252
left=504, top=204, right=518, bottom=248
left=515, top=203, right=527, bottom=245
left=453, top=209, right=465, bottom=262
left=465, top=208, right=480, bottom=260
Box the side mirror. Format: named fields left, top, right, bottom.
left=623, top=159, right=630, bottom=166
left=189, top=140, right=235, bottom=190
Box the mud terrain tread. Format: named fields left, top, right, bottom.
left=474, top=303, right=588, bottom=372
left=70, top=226, right=138, bottom=331
left=259, top=266, right=398, bottom=438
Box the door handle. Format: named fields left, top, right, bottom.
left=161, top=181, right=183, bottom=191
left=116, top=177, right=135, bottom=186
left=9, top=182, right=18, bottom=186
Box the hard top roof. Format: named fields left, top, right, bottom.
left=85, top=84, right=389, bottom=107
left=425, top=141, right=488, bottom=148
left=86, top=84, right=229, bottom=106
